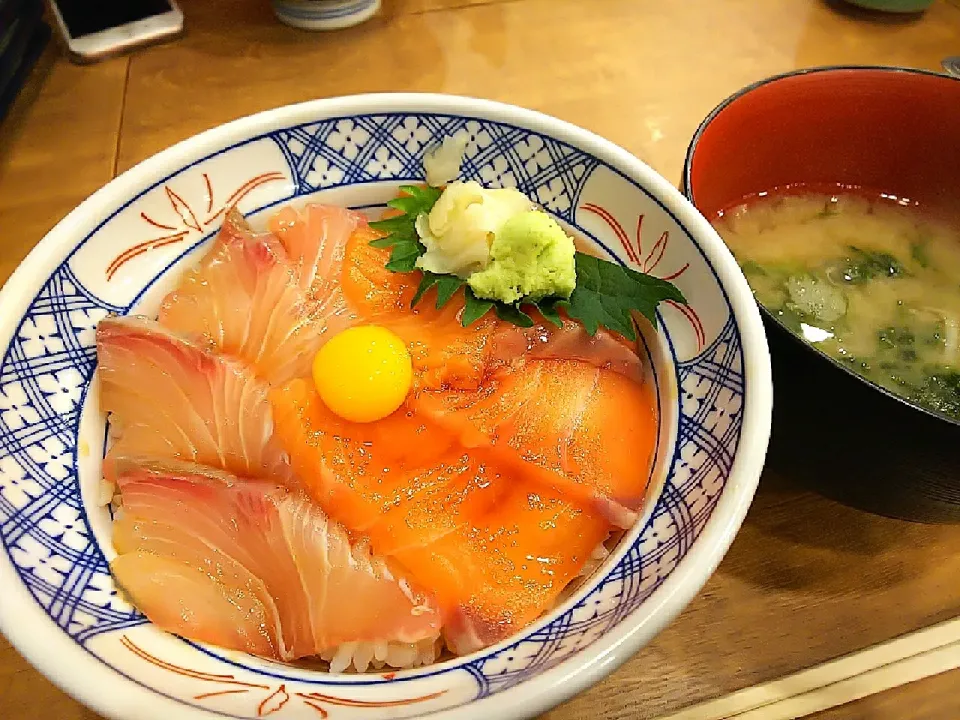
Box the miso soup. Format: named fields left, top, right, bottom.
left=713, top=192, right=960, bottom=420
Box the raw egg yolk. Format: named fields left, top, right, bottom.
left=312, top=325, right=413, bottom=423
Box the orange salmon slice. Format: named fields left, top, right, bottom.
left=269, top=378, right=613, bottom=652
left=340, top=221, right=418, bottom=317
left=415, top=358, right=658, bottom=527
left=339, top=228, right=501, bottom=392
left=396, top=478, right=611, bottom=654
left=269, top=379, right=497, bottom=551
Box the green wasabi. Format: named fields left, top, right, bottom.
left=467, top=210, right=577, bottom=305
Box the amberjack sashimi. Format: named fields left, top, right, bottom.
left=158, top=208, right=331, bottom=385
left=269, top=203, right=362, bottom=323
left=111, top=461, right=442, bottom=662
left=96, top=315, right=291, bottom=483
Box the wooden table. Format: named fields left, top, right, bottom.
left=2, top=1, right=960, bottom=718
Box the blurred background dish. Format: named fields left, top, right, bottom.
left=271, top=0, right=382, bottom=30
left=843, top=0, right=935, bottom=11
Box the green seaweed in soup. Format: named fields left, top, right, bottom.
left=713, top=193, right=960, bottom=420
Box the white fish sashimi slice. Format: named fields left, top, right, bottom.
left=158, top=208, right=330, bottom=386
left=111, top=461, right=443, bottom=661
left=112, top=533, right=285, bottom=658
left=268, top=203, right=362, bottom=326
left=96, top=315, right=292, bottom=484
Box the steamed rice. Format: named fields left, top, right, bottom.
left=320, top=636, right=443, bottom=674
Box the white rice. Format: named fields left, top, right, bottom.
left=579, top=537, right=613, bottom=578
left=320, top=635, right=443, bottom=674
left=98, top=476, right=116, bottom=507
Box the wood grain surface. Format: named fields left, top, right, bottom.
left=539, top=472, right=960, bottom=719
left=115, top=0, right=960, bottom=178
left=0, top=48, right=127, bottom=282
left=809, top=668, right=960, bottom=720
left=2, top=1, right=960, bottom=719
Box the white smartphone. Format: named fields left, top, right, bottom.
left=47, top=0, right=184, bottom=63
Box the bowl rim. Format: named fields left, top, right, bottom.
left=0, top=92, right=773, bottom=720
left=681, top=64, right=960, bottom=429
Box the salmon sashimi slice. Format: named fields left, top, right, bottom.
left=338, top=230, right=498, bottom=391
left=270, top=379, right=504, bottom=556
left=268, top=203, right=362, bottom=324
left=387, top=309, right=500, bottom=393
left=393, top=479, right=611, bottom=654
left=340, top=221, right=418, bottom=317
left=111, top=461, right=442, bottom=662
left=489, top=315, right=647, bottom=382
left=372, top=305, right=640, bottom=396
left=271, top=378, right=456, bottom=477
left=415, top=358, right=658, bottom=528
left=269, top=378, right=610, bottom=652
left=96, top=315, right=291, bottom=483
left=158, top=208, right=333, bottom=386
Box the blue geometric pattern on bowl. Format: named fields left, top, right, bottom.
left=276, top=116, right=599, bottom=219
left=0, top=112, right=744, bottom=715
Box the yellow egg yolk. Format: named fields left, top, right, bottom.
left=312, top=325, right=413, bottom=423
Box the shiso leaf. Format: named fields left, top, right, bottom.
left=461, top=288, right=495, bottom=326
left=494, top=303, right=535, bottom=328
left=535, top=297, right=565, bottom=328
left=369, top=185, right=442, bottom=273
left=557, top=253, right=688, bottom=341
left=368, top=172, right=688, bottom=340
left=412, top=272, right=466, bottom=310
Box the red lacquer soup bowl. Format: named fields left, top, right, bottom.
left=683, top=66, right=960, bottom=523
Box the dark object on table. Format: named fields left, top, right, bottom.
left=682, top=66, right=960, bottom=523
left=0, top=0, right=50, bottom=123
left=841, top=0, right=934, bottom=11
left=0, top=0, right=30, bottom=32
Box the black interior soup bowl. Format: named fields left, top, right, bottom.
left=682, top=66, right=960, bottom=523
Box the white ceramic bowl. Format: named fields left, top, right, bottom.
left=0, top=94, right=772, bottom=720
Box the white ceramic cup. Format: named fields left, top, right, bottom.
left=271, top=0, right=382, bottom=30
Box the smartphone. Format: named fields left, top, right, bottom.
left=47, top=0, right=184, bottom=63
